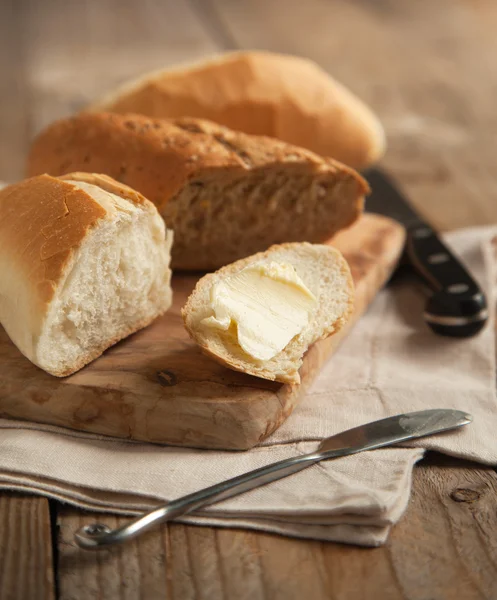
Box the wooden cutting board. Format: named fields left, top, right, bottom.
left=0, top=214, right=404, bottom=450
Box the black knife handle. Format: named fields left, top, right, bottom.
left=405, top=224, right=488, bottom=337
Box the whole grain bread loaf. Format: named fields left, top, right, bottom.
left=84, top=51, right=385, bottom=169
left=28, top=113, right=368, bottom=271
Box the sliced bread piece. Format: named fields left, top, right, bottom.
left=182, top=242, right=354, bottom=384
left=0, top=172, right=173, bottom=377
left=27, top=113, right=369, bottom=271
left=84, top=51, right=386, bottom=169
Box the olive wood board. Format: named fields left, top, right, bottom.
left=0, top=214, right=405, bottom=450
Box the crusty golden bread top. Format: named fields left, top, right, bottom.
left=58, top=172, right=151, bottom=207
left=28, top=113, right=369, bottom=211
left=0, top=175, right=104, bottom=304
left=84, top=51, right=385, bottom=169
left=0, top=173, right=152, bottom=306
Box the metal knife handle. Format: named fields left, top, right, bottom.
left=75, top=409, right=472, bottom=550
left=405, top=224, right=488, bottom=337
left=74, top=452, right=322, bottom=549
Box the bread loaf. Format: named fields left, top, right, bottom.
left=84, top=51, right=385, bottom=169
left=28, top=113, right=368, bottom=271
left=182, top=242, right=354, bottom=384
left=0, top=173, right=173, bottom=377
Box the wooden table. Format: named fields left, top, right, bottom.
left=1, top=1, right=497, bottom=598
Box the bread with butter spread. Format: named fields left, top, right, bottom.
left=182, top=242, right=353, bottom=384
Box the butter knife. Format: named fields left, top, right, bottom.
left=75, top=408, right=471, bottom=549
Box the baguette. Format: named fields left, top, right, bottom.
left=28, top=113, right=368, bottom=271
left=84, top=51, right=385, bottom=169
left=0, top=173, right=173, bottom=377
left=182, top=242, right=354, bottom=384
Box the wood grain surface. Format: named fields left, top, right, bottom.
left=1, top=0, right=497, bottom=599
left=0, top=494, right=55, bottom=600
left=0, top=213, right=404, bottom=449
left=56, top=455, right=497, bottom=600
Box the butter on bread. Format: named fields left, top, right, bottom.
left=0, top=173, right=173, bottom=377
left=182, top=242, right=354, bottom=384
left=84, top=51, right=385, bottom=170
left=27, top=113, right=368, bottom=271
left=201, top=261, right=318, bottom=361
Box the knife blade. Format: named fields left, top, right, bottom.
left=363, top=168, right=488, bottom=337
left=75, top=408, right=472, bottom=549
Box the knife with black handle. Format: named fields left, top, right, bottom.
left=363, top=168, right=488, bottom=338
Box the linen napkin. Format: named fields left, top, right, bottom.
left=0, top=227, right=496, bottom=547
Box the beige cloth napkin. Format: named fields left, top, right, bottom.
left=0, top=227, right=496, bottom=547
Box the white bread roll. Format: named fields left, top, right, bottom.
left=27, top=113, right=368, bottom=272
left=182, top=242, right=353, bottom=384
left=0, top=173, right=173, bottom=377
left=85, top=51, right=385, bottom=170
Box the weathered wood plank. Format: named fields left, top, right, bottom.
left=320, top=456, right=497, bottom=600
left=0, top=213, right=404, bottom=449
left=58, top=511, right=170, bottom=600
left=0, top=494, right=55, bottom=600
left=385, top=455, right=497, bottom=599
left=57, top=457, right=497, bottom=600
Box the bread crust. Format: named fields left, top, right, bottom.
left=0, top=173, right=157, bottom=308
left=28, top=113, right=368, bottom=270
left=84, top=51, right=385, bottom=169
left=28, top=112, right=369, bottom=210
left=0, top=175, right=105, bottom=312
left=182, top=242, right=354, bottom=384
left=59, top=172, right=151, bottom=206
left=0, top=173, right=169, bottom=375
